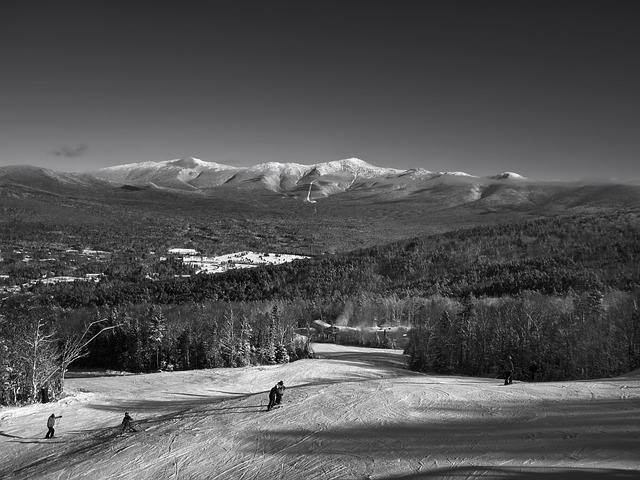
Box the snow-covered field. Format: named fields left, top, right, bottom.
left=182, top=251, right=309, bottom=274
left=2, top=344, right=639, bottom=480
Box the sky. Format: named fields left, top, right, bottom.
left=1, top=1, right=639, bottom=180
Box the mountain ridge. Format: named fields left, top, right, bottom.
left=89, top=156, right=548, bottom=199
left=2, top=158, right=639, bottom=213
left=95, top=156, right=414, bottom=192
left=1, top=159, right=639, bottom=256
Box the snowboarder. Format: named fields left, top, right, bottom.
left=266, top=380, right=286, bottom=411
left=121, top=412, right=137, bottom=433
left=504, top=355, right=514, bottom=385
left=45, top=413, right=62, bottom=439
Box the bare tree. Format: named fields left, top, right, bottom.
left=23, top=318, right=57, bottom=402
left=40, top=320, right=121, bottom=396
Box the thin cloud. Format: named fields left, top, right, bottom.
left=50, top=144, right=88, bottom=157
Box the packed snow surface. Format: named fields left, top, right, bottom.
left=2, top=344, right=639, bottom=479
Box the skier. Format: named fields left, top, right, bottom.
left=121, top=412, right=137, bottom=433
left=504, top=355, right=514, bottom=385
left=45, top=413, right=62, bottom=439
left=275, top=380, right=286, bottom=405
left=266, top=380, right=286, bottom=411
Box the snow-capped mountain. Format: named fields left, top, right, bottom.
left=94, top=156, right=524, bottom=196
left=2, top=158, right=639, bottom=223
left=491, top=172, right=526, bottom=180
left=303, top=158, right=405, bottom=178
left=95, top=157, right=407, bottom=194
left=89, top=156, right=579, bottom=207
left=96, top=157, right=407, bottom=184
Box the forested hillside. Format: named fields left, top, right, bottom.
left=2, top=210, right=639, bottom=405
left=9, top=210, right=635, bottom=306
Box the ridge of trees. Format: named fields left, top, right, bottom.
left=8, top=211, right=636, bottom=307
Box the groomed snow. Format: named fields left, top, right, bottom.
left=1, top=344, right=639, bottom=479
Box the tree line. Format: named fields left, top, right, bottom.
left=404, top=289, right=640, bottom=381
left=0, top=300, right=313, bottom=406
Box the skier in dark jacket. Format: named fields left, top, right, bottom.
left=275, top=380, right=286, bottom=405
left=45, top=413, right=62, bottom=438
left=504, top=356, right=514, bottom=385
left=266, top=381, right=286, bottom=411
left=121, top=412, right=137, bottom=433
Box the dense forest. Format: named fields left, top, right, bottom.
left=2, top=210, right=639, bottom=406
left=5, top=211, right=637, bottom=308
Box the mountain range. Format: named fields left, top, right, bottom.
left=1, top=156, right=637, bottom=209
left=92, top=156, right=529, bottom=199
left=1, top=157, right=639, bottom=254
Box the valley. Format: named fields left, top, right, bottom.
left=2, top=159, right=639, bottom=259
left=1, top=159, right=640, bottom=479
left=1, top=158, right=640, bottom=402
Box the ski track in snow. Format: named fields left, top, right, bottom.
left=1, top=343, right=640, bottom=479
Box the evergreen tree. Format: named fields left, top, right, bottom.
left=146, top=306, right=166, bottom=370
left=454, top=295, right=475, bottom=374
left=237, top=316, right=253, bottom=366
left=220, top=306, right=236, bottom=367
left=176, top=328, right=192, bottom=370
left=275, top=344, right=290, bottom=364
left=432, top=310, right=452, bottom=373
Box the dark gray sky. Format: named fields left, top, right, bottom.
left=1, top=1, right=638, bottom=180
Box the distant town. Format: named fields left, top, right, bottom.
left=0, top=246, right=309, bottom=296
left=172, top=249, right=309, bottom=274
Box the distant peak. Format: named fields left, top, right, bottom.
left=99, top=157, right=237, bottom=173
left=326, top=158, right=380, bottom=169
left=335, top=157, right=368, bottom=165
left=491, top=172, right=526, bottom=180
left=434, top=171, right=475, bottom=178
left=167, top=156, right=203, bottom=168
left=312, top=158, right=404, bottom=178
